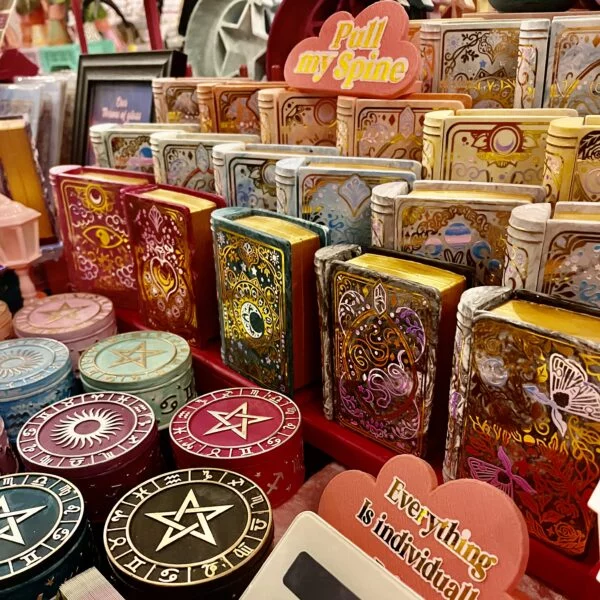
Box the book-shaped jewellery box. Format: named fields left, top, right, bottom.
left=212, top=141, right=338, bottom=211
left=124, top=184, right=225, bottom=347
left=151, top=131, right=259, bottom=193
left=212, top=208, right=330, bottom=395
left=444, top=287, right=600, bottom=557
left=504, top=202, right=600, bottom=310
left=241, top=512, right=423, bottom=600
left=371, top=180, right=546, bottom=286
left=542, top=116, right=600, bottom=204
left=419, top=19, right=522, bottom=108
left=315, top=245, right=466, bottom=457
left=50, top=165, right=154, bottom=309
left=544, top=16, right=600, bottom=115
left=275, top=155, right=421, bottom=246
left=89, top=122, right=200, bottom=172
left=422, top=108, right=577, bottom=184
left=196, top=81, right=285, bottom=135
left=152, top=77, right=224, bottom=124
left=258, top=88, right=338, bottom=147
left=336, top=93, right=471, bottom=161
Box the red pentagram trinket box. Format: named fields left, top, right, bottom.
left=104, top=468, right=273, bottom=600
left=169, top=387, right=304, bottom=507
left=16, top=392, right=161, bottom=523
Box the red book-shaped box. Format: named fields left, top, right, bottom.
left=123, top=183, right=225, bottom=347
left=50, top=166, right=154, bottom=309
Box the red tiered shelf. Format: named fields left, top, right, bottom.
left=116, top=309, right=600, bottom=600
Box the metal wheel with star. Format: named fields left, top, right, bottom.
left=185, top=0, right=282, bottom=79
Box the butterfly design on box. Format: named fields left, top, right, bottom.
left=468, top=446, right=536, bottom=499
left=523, top=353, right=600, bottom=437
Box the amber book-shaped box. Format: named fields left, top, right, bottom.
left=50, top=166, right=154, bottom=309
left=542, top=116, right=600, bottom=204
left=124, top=184, right=225, bottom=346
left=444, top=287, right=600, bottom=557
left=315, top=245, right=466, bottom=456
left=504, top=202, right=600, bottom=310
left=212, top=141, right=337, bottom=211
left=336, top=93, right=471, bottom=161
left=196, top=81, right=284, bottom=135
left=275, top=155, right=421, bottom=246
left=0, top=116, right=54, bottom=239
left=422, top=108, right=577, bottom=184
left=212, top=207, right=329, bottom=395
left=89, top=123, right=200, bottom=173
left=151, top=132, right=259, bottom=193
left=257, top=88, right=338, bottom=147
left=419, top=19, right=522, bottom=108
left=371, top=180, right=545, bottom=286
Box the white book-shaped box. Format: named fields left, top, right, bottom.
left=90, top=122, right=200, bottom=172
left=241, top=512, right=423, bottom=600
left=150, top=131, right=259, bottom=193
left=504, top=201, right=600, bottom=309
left=371, top=180, right=545, bottom=286
left=275, top=155, right=421, bottom=246
left=211, top=142, right=338, bottom=211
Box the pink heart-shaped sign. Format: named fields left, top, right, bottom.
left=284, top=1, right=420, bottom=99
left=319, top=455, right=529, bottom=599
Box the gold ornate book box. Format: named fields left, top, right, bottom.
left=212, top=141, right=338, bottom=211
left=419, top=19, right=522, bottom=108
left=335, top=93, right=471, bottom=160
left=258, top=88, right=338, bottom=147
left=89, top=123, right=200, bottom=173
left=275, top=155, right=421, bottom=246
left=315, top=245, right=467, bottom=457
left=504, top=202, right=600, bottom=310
left=422, top=108, right=577, bottom=184
left=444, top=287, right=600, bottom=557
left=124, top=184, right=223, bottom=346
left=150, top=132, right=259, bottom=193
left=196, top=81, right=285, bottom=135
left=542, top=116, right=600, bottom=205
left=212, top=208, right=329, bottom=395
left=371, top=180, right=546, bottom=286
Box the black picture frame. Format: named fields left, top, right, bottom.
left=71, top=50, right=187, bottom=165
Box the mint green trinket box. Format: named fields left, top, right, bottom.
left=79, top=331, right=195, bottom=429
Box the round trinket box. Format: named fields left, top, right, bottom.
left=0, top=301, right=11, bottom=340
left=0, top=338, right=73, bottom=441
left=0, top=472, right=94, bottom=600
left=169, top=387, right=304, bottom=507
left=0, top=417, right=17, bottom=475
left=17, top=392, right=161, bottom=523
left=13, top=293, right=117, bottom=376
left=104, top=468, right=273, bottom=599
left=79, top=331, right=195, bottom=429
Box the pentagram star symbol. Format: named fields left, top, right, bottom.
left=145, top=489, right=233, bottom=551
left=0, top=495, right=45, bottom=545
left=38, top=302, right=86, bottom=325
left=108, top=341, right=166, bottom=369
left=217, top=1, right=267, bottom=78
left=204, top=402, right=272, bottom=440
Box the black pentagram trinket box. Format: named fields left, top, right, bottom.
left=0, top=473, right=95, bottom=600
left=104, top=468, right=273, bottom=599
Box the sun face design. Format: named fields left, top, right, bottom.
left=0, top=349, right=44, bottom=378
left=50, top=408, right=124, bottom=450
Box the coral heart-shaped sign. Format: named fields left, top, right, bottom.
left=319, top=455, right=529, bottom=599
left=284, top=0, right=420, bottom=99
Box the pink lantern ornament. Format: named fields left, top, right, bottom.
left=0, top=194, right=41, bottom=305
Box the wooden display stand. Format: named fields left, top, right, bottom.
left=116, top=308, right=600, bottom=600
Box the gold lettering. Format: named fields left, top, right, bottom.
left=384, top=476, right=404, bottom=503
left=330, top=21, right=354, bottom=50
